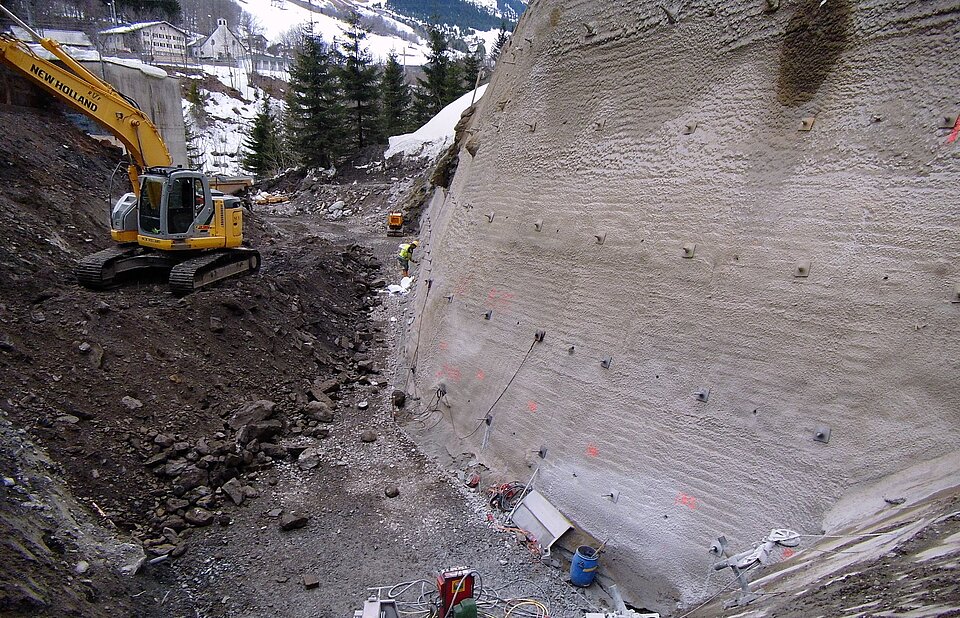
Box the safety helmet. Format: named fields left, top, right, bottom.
left=411, top=240, right=420, bottom=247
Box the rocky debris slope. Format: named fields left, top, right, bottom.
left=0, top=105, right=389, bottom=615
left=0, top=103, right=596, bottom=618
left=0, top=409, right=164, bottom=616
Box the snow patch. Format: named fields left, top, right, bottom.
left=386, top=276, right=415, bottom=295
left=232, top=0, right=430, bottom=64
left=180, top=61, right=269, bottom=175
left=104, top=57, right=168, bottom=79
left=385, top=84, right=488, bottom=160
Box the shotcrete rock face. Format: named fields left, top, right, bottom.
left=405, top=0, right=960, bottom=610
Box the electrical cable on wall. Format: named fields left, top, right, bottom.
left=402, top=268, right=433, bottom=399
left=481, top=336, right=539, bottom=421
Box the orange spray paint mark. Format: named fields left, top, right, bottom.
left=674, top=493, right=697, bottom=510
left=437, top=365, right=462, bottom=383
left=486, top=288, right=515, bottom=311
left=527, top=401, right=538, bottom=413
left=949, top=116, right=960, bottom=144
left=585, top=444, right=599, bottom=457
left=781, top=548, right=796, bottom=560
left=476, top=370, right=485, bottom=381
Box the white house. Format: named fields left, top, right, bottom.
left=100, top=22, right=188, bottom=62
left=251, top=52, right=290, bottom=75
left=191, top=19, right=246, bottom=61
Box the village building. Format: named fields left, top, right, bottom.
left=250, top=52, right=290, bottom=74
left=99, top=21, right=188, bottom=62
left=190, top=18, right=246, bottom=61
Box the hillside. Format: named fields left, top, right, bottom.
left=234, top=0, right=522, bottom=62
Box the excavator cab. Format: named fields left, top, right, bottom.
left=135, top=168, right=215, bottom=242
left=110, top=167, right=245, bottom=251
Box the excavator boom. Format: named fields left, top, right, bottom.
left=0, top=27, right=170, bottom=189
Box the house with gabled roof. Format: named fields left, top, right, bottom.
left=100, top=21, right=188, bottom=62
left=190, top=19, right=246, bottom=61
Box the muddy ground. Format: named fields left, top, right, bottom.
left=0, top=104, right=592, bottom=618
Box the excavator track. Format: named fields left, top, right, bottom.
left=168, top=248, right=261, bottom=295
left=76, top=243, right=176, bottom=289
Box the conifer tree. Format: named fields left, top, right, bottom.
left=185, top=80, right=208, bottom=127
left=241, top=97, right=281, bottom=178
left=338, top=12, right=382, bottom=149
left=461, top=45, right=483, bottom=93
left=413, top=27, right=453, bottom=123
left=183, top=118, right=204, bottom=170
left=380, top=52, right=412, bottom=137
left=285, top=34, right=345, bottom=169
left=446, top=57, right=464, bottom=100
left=491, top=22, right=510, bottom=62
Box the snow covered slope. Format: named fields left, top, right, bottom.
left=233, top=0, right=522, bottom=63
left=178, top=64, right=264, bottom=176
left=385, top=84, right=487, bottom=160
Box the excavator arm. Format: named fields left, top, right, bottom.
left=0, top=15, right=170, bottom=192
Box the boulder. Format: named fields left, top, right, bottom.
left=260, top=442, right=287, bottom=459
left=237, top=419, right=284, bottom=444
left=154, top=434, right=175, bottom=448
left=228, top=400, right=277, bottom=430
left=174, top=465, right=208, bottom=494
left=297, top=448, right=320, bottom=470
left=184, top=507, right=214, bottom=527
left=221, top=478, right=244, bottom=506
left=279, top=513, right=309, bottom=531
left=305, top=400, right=334, bottom=423
left=165, top=497, right=189, bottom=512
left=121, top=396, right=143, bottom=410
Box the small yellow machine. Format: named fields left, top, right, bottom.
left=386, top=211, right=404, bottom=236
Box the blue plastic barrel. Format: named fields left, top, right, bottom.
left=570, top=545, right=600, bottom=586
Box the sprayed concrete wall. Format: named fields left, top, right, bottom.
left=404, top=0, right=960, bottom=610
left=80, top=60, right=187, bottom=166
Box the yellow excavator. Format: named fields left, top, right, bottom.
left=0, top=7, right=260, bottom=293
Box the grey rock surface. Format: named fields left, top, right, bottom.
left=402, top=0, right=960, bottom=610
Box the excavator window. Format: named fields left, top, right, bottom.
left=139, top=177, right=164, bottom=234
left=168, top=177, right=198, bottom=235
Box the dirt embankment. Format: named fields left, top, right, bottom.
left=0, top=105, right=386, bottom=616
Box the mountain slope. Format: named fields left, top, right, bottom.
left=385, top=0, right=526, bottom=30
left=234, top=0, right=521, bottom=62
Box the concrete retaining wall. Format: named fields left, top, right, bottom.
left=404, top=0, right=960, bottom=610
left=81, top=59, right=187, bottom=166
